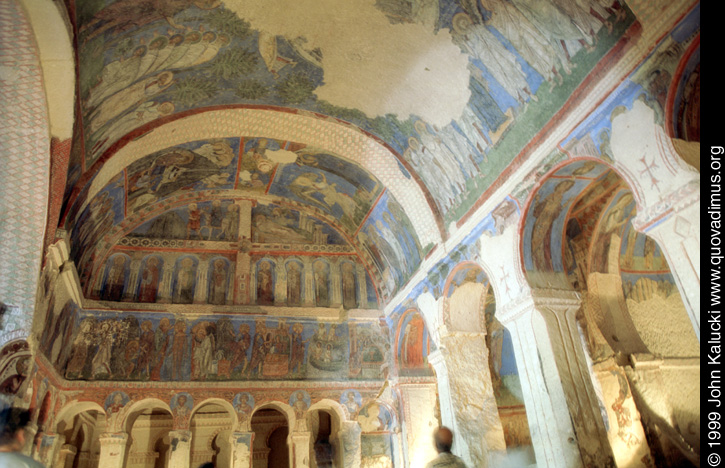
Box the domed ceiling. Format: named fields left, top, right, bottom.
left=61, top=0, right=637, bottom=306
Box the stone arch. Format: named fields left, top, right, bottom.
left=665, top=34, right=700, bottom=144
left=441, top=261, right=490, bottom=333
left=519, top=157, right=697, bottom=355
left=518, top=156, right=699, bottom=466
left=190, top=397, right=238, bottom=427
left=0, top=340, right=31, bottom=399
left=54, top=400, right=106, bottom=433
left=246, top=400, right=295, bottom=433
left=121, top=397, right=173, bottom=434
left=307, top=399, right=346, bottom=467
left=73, top=108, right=443, bottom=248
left=308, top=398, right=347, bottom=424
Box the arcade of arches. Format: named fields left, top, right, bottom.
left=0, top=0, right=700, bottom=467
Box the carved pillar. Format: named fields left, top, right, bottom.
left=55, top=444, right=77, bottom=468
left=302, top=257, right=315, bottom=307
left=229, top=432, right=253, bottom=468
left=338, top=421, right=361, bottom=468
left=97, top=432, right=128, bottom=468
left=193, top=260, right=209, bottom=303
left=167, top=430, right=192, bottom=468
left=330, top=260, right=342, bottom=308
left=498, top=297, right=582, bottom=468
left=427, top=350, right=457, bottom=432
left=500, top=290, right=617, bottom=468
left=124, top=259, right=141, bottom=300
left=397, top=383, right=438, bottom=468
left=76, top=451, right=91, bottom=468
left=289, top=431, right=311, bottom=468
left=159, top=262, right=175, bottom=302
left=35, top=433, right=63, bottom=467
left=274, top=258, right=287, bottom=306
left=634, top=196, right=700, bottom=338
left=610, top=100, right=701, bottom=339
left=356, top=263, right=368, bottom=309
left=21, top=422, right=37, bottom=455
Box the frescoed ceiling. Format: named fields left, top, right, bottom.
left=61, top=0, right=642, bottom=306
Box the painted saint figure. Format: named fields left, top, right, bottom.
left=314, top=262, right=329, bottom=307
left=257, top=261, right=275, bottom=305
left=287, top=262, right=302, bottom=306
left=208, top=259, right=228, bottom=305
left=403, top=314, right=425, bottom=367
left=138, top=256, right=160, bottom=302
left=174, top=258, right=196, bottom=304
left=171, top=321, right=188, bottom=380
left=342, top=262, right=358, bottom=309
left=104, top=256, right=127, bottom=301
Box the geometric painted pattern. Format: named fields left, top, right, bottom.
left=0, top=0, right=50, bottom=345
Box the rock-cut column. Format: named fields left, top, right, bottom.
left=97, top=432, right=128, bottom=468
left=338, top=421, right=362, bottom=468
left=167, top=430, right=192, bottom=468
left=229, top=431, right=253, bottom=468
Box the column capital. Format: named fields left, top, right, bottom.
left=168, top=429, right=192, bottom=441
left=339, top=420, right=362, bottom=435
left=98, top=432, right=128, bottom=446
left=497, top=289, right=581, bottom=324
left=59, top=444, right=78, bottom=455
left=98, top=432, right=128, bottom=468
left=426, top=349, right=446, bottom=369
left=633, top=179, right=700, bottom=232
left=338, top=421, right=362, bottom=468
left=229, top=432, right=253, bottom=468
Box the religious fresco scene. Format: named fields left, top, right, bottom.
left=0, top=0, right=701, bottom=468
left=39, top=309, right=392, bottom=383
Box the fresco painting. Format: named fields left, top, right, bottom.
left=357, top=191, right=423, bottom=298
left=357, top=402, right=393, bottom=433
left=57, top=310, right=391, bottom=382
left=233, top=392, right=255, bottom=425
left=128, top=199, right=242, bottom=241
left=67, top=0, right=637, bottom=230
left=136, top=255, right=164, bottom=302
left=522, top=162, right=609, bottom=275
left=252, top=202, right=347, bottom=245
left=395, top=311, right=433, bottom=377
left=100, top=253, right=131, bottom=301
left=39, top=301, right=78, bottom=375
left=269, top=155, right=381, bottom=233
left=125, top=138, right=240, bottom=212
left=340, top=389, right=362, bottom=416
left=361, top=433, right=394, bottom=468
left=71, top=172, right=125, bottom=274
left=70, top=136, right=413, bottom=304
left=560, top=6, right=699, bottom=160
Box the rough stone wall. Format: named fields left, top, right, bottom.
left=441, top=333, right=506, bottom=467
